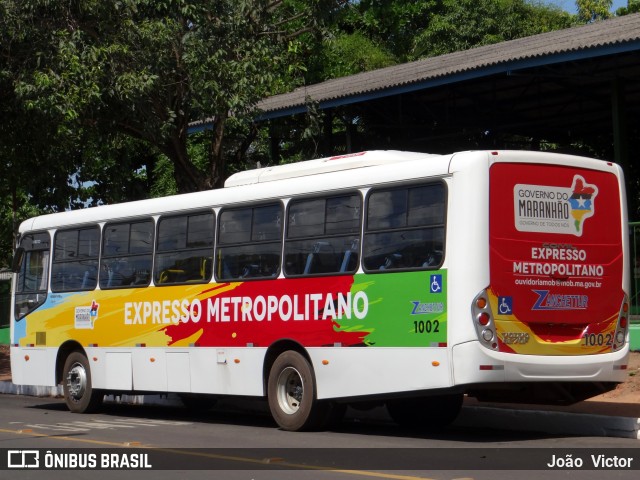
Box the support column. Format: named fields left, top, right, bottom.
left=269, top=123, right=280, bottom=164
left=612, top=77, right=629, bottom=171
left=612, top=77, right=635, bottom=219
left=322, top=110, right=334, bottom=156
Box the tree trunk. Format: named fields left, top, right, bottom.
left=167, top=129, right=204, bottom=194
left=209, top=113, right=227, bottom=189
left=11, top=184, right=17, bottom=250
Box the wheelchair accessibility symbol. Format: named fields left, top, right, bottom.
left=430, top=274, right=442, bottom=294
left=498, top=296, right=513, bottom=315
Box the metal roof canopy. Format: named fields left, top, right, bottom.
left=253, top=14, right=640, bottom=120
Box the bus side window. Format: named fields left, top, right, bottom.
left=363, top=183, right=445, bottom=272
left=100, top=220, right=153, bottom=289
left=51, top=227, right=100, bottom=292
left=284, top=193, right=362, bottom=276
left=154, top=212, right=214, bottom=285
left=216, top=203, right=283, bottom=281
left=14, top=232, right=51, bottom=319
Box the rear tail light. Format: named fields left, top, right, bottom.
left=478, top=312, right=490, bottom=326
left=472, top=289, right=498, bottom=351
left=612, top=296, right=629, bottom=351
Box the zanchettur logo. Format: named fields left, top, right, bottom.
left=8, top=450, right=40, bottom=468
left=514, top=174, right=598, bottom=237
left=532, top=289, right=588, bottom=311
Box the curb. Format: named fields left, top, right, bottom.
left=1, top=380, right=638, bottom=440
left=457, top=405, right=640, bottom=440
left=0, top=380, right=62, bottom=397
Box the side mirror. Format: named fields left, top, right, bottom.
left=12, top=247, right=25, bottom=273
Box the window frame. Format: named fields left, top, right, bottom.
left=51, top=226, right=101, bottom=292
left=100, top=218, right=154, bottom=289
left=153, top=210, right=215, bottom=286
left=14, top=231, right=51, bottom=320
left=215, top=201, right=284, bottom=281
left=362, top=180, right=447, bottom=274
left=284, top=191, right=363, bottom=277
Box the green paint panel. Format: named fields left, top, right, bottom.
left=340, top=270, right=447, bottom=347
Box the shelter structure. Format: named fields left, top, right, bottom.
left=246, top=14, right=640, bottom=183
left=192, top=15, right=640, bottom=192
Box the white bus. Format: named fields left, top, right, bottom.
left=10, top=150, right=630, bottom=431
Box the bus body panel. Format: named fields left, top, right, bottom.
left=11, top=267, right=453, bottom=397
left=9, top=150, right=629, bottom=409
left=77, top=347, right=267, bottom=396
left=10, top=347, right=57, bottom=387
left=310, top=347, right=452, bottom=399
left=452, top=341, right=628, bottom=386
left=447, top=151, right=629, bottom=393
left=488, top=158, right=627, bottom=356
left=445, top=151, right=491, bottom=349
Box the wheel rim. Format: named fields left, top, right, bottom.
left=276, top=366, right=304, bottom=415
left=66, top=362, right=87, bottom=400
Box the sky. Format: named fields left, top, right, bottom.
left=545, top=1, right=629, bottom=13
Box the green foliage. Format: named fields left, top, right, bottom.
left=576, top=0, right=613, bottom=22
left=317, top=32, right=397, bottom=80
left=2, top=0, right=343, bottom=195
left=412, top=0, right=574, bottom=58
left=0, top=192, right=38, bottom=267
left=615, top=0, right=640, bottom=15
left=337, top=0, right=438, bottom=61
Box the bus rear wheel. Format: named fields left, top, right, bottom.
left=62, top=352, right=103, bottom=413
left=387, top=393, right=463, bottom=430
left=267, top=351, right=328, bottom=431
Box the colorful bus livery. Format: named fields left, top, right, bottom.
left=11, top=150, right=629, bottom=431
left=488, top=162, right=627, bottom=357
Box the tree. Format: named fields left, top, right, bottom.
left=615, top=0, right=640, bottom=15
left=576, top=0, right=613, bottom=22
left=333, top=0, right=438, bottom=62
left=412, top=0, right=574, bottom=58
left=314, top=32, right=397, bottom=81
left=2, top=0, right=344, bottom=194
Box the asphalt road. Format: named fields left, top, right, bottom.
left=0, top=393, right=638, bottom=480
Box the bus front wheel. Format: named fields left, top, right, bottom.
left=267, top=351, right=328, bottom=431
left=62, top=352, right=103, bottom=413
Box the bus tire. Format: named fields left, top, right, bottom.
left=62, top=352, right=103, bottom=413
left=267, top=351, right=327, bottom=431
left=387, top=393, right=463, bottom=430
